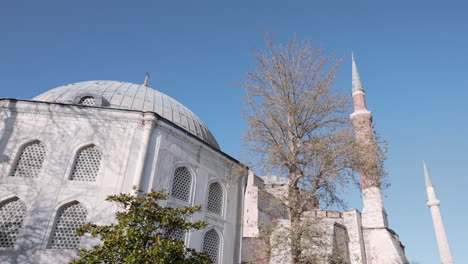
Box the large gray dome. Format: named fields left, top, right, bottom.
left=34, top=80, right=220, bottom=149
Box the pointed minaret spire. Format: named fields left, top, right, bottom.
left=423, top=161, right=433, bottom=187
left=351, top=53, right=368, bottom=112
left=424, top=162, right=453, bottom=264
left=143, top=72, right=150, bottom=87
left=352, top=52, right=365, bottom=93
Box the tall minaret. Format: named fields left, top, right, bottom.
left=350, top=53, right=388, bottom=229
left=423, top=162, right=453, bottom=264
left=350, top=53, right=408, bottom=264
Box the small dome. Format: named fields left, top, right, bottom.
left=34, top=80, right=220, bottom=149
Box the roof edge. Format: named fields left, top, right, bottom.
left=0, top=98, right=245, bottom=168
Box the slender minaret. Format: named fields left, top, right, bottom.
left=349, top=53, right=408, bottom=264
left=423, top=162, right=453, bottom=264
left=350, top=53, right=388, bottom=228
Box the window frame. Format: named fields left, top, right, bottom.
left=8, top=140, right=46, bottom=179
left=206, top=181, right=224, bottom=216
left=204, top=180, right=226, bottom=219
left=78, top=96, right=97, bottom=106
left=68, top=144, right=103, bottom=182
left=0, top=196, right=27, bottom=249
left=72, top=93, right=104, bottom=107
left=168, top=164, right=196, bottom=205
left=201, top=227, right=223, bottom=264
left=46, top=200, right=88, bottom=250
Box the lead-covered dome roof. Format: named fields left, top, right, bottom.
left=34, top=80, right=220, bottom=149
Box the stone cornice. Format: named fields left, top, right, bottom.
left=0, top=98, right=247, bottom=169
left=352, top=90, right=366, bottom=96
left=350, top=109, right=372, bottom=119
left=427, top=199, right=441, bottom=207
left=0, top=99, right=142, bottom=125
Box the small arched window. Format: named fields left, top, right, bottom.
left=170, top=167, right=192, bottom=202
left=207, top=182, right=223, bottom=215
left=0, top=197, right=26, bottom=248
left=78, top=96, right=96, bottom=106
left=11, top=141, right=46, bottom=178
left=203, top=229, right=220, bottom=264
left=166, top=228, right=185, bottom=241
left=70, top=145, right=102, bottom=182
left=48, top=202, right=87, bottom=249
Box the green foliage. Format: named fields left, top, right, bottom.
left=71, top=188, right=212, bottom=264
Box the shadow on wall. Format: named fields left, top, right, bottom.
left=0, top=100, right=18, bottom=163
left=0, top=189, right=78, bottom=263
left=0, top=99, right=136, bottom=263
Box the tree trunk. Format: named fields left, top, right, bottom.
left=289, top=181, right=302, bottom=264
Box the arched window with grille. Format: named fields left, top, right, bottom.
left=10, top=141, right=46, bottom=178
left=78, top=96, right=95, bottom=106
left=166, top=228, right=185, bottom=241
left=48, top=202, right=87, bottom=249
left=207, top=182, right=223, bottom=215
left=170, top=167, right=192, bottom=202
left=70, top=145, right=102, bottom=182
left=203, top=229, right=220, bottom=264
left=0, top=197, right=26, bottom=248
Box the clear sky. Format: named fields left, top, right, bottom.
left=1, top=1, right=467, bottom=263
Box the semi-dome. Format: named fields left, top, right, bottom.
left=34, top=80, right=220, bottom=149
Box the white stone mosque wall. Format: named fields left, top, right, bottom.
left=0, top=98, right=247, bottom=264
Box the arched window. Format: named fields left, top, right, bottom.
left=11, top=141, right=46, bottom=178
left=170, top=167, right=192, bottom=202
left=166, top=228, right=185, bottom=241
left=0, top=197, right=26, bottom=248
left=78, top=96, right=95, bottom=106
left=70, top=145, right=102, bottom=182
left=203, top=229, right=220, bottom=264
left=207, top=182, right=223, bottom=215
left=48, top=202, right=87, bottom=249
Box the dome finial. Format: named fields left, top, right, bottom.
left=143, top=72, right=150, bottom=87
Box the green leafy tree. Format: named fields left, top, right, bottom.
left=71, top=188, right=212, bottom=264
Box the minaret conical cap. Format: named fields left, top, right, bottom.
left=352, top=52, right=365, bottom=93
left=423, top=161, right=433, bottom=187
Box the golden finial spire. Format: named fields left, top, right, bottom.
left=143, top=72, right=150, bottom=87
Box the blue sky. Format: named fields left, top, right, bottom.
left=1, top=1, right=467, bottom=263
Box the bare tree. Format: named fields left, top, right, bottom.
left=241, top=35, right=372, bottom=263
